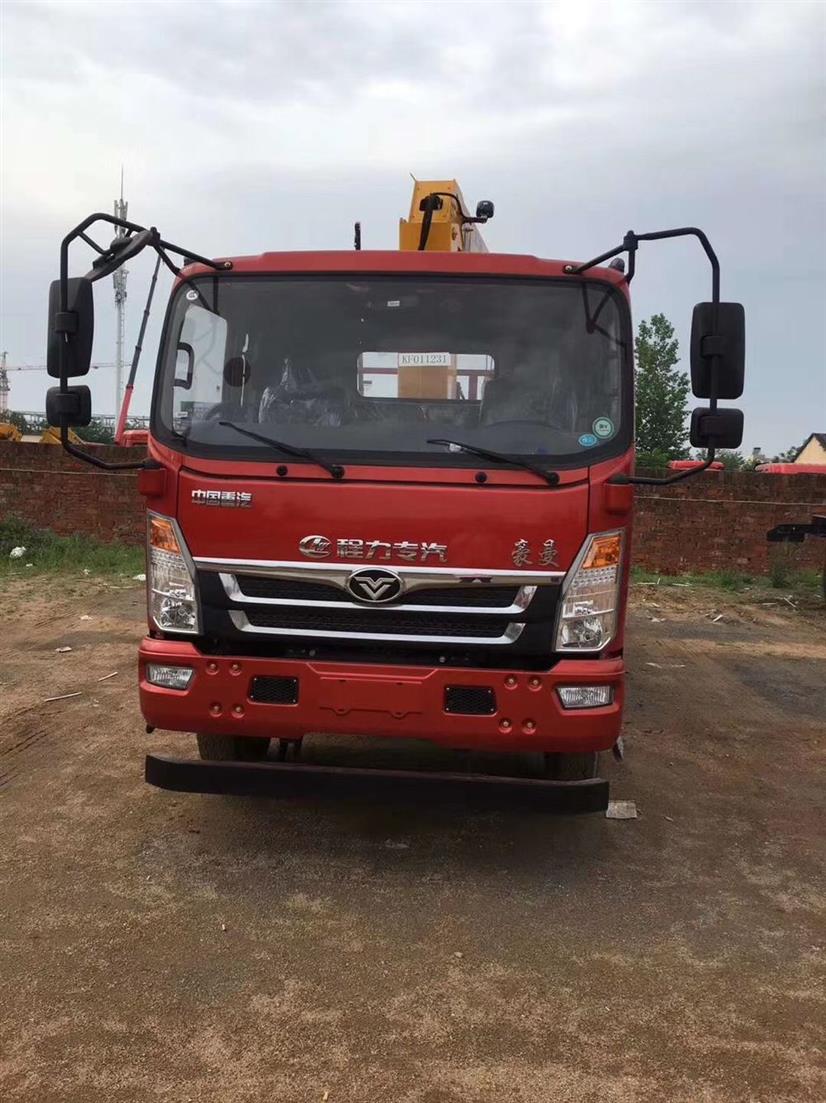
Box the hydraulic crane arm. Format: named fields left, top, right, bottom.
left=399, top=179, right=494, bottom=253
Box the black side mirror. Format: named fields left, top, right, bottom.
left=46, top=385, right=92, bottom=428
left=690, top=406, right=743, bottom=449
left=690, top=301, right=745, bottom=399
left=47, top=277, right=94, bottom=378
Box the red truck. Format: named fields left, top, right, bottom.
left=46, top=181, right=745, bottom=812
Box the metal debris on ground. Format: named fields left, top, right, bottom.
left=55, top=646, right=73, bottom=654
left=44, top=692, right=82, bottom=703
left=606, top=800, right=638, bottom=820
left=712, top=614, right=724, bottom=622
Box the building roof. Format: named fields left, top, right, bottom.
left=799, top=432, right=826, bottom=451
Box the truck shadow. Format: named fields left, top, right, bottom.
left=152, top=736, right=627, bottom=894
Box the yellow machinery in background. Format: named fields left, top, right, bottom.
left=0, top=422, right=82, bottom=444
left=39, top=425, right=83, bottom=445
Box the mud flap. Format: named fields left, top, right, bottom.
left=145, top=754, right=609, bottom=814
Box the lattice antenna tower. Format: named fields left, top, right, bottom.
left=112, top=168, right=128, bottom=413
left=0, top=351, right=9, bottom=415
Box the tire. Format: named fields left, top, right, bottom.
left=543, top=751, right=599, bottom=781
left=196, top=734, right=270, bottom=762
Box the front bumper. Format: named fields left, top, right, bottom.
left=139, top=638, right=624, bottom=754
left=145, top=754, right=610, bottom=813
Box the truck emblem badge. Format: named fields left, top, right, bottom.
left=192, top=489, right=253, bottom=507
left=299, top=535, right=332, bottom=558
left=347, top=568, right=403, bottom=604
left=299, top=535, right=448, bottom=563
left=512, top=538, right=558, bottom=567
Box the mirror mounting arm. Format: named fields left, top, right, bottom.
left=568, top=225, right=730, bottom=488
left=608, top=452, right=717, bottom=488
left=54, top=212, right=230, bottom=472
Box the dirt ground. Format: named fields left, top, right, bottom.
left=1, top=576, right=824, bottom=1103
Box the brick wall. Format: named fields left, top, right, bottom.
left=0, top=442, right=145, bottom=546
left=2, top=442, right=824, bottom=574
left=632, top=469, right=826, bottom=574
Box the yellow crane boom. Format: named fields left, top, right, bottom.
left=399, top=179, right=493, bottom=253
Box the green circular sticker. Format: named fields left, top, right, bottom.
left=592, top=416, right=614, bottom=439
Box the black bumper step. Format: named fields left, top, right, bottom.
left=145, top=754, right=609, bottom=814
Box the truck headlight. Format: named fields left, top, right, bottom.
left=555, top=531, right=623, bottom=652
left=147, top=513, right=201, bottom=635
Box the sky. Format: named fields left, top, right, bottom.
left=1, top=0, right=824, bottom=456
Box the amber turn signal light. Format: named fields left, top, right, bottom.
left=149, top=516, right=181, bottom=554
left=582, top=533, right=621, bottom=569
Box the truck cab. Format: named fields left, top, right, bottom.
left=46, top=183, right=745, bottom=807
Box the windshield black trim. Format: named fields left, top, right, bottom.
left=150, top=273, right=633, bottom=472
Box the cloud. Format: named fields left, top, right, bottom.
left=1, top=0, right=824, bottom=454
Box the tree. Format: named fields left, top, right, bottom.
left=2, top=410, right=29, bottom=434
left=695, top=448, right=746, bottom=471
left=76, top=419, right=115, bottom=444
left=634, top=313, right=690, bottom=465
left=772, top=440, right=806, bottom=463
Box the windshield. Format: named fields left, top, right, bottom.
left=154, top=275, right=630, bottom=465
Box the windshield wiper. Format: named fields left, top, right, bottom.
left=218, top=421, right=345, bottom=480
left=427, top=438, right=560, bottom=486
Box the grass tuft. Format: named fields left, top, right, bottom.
left=0, top=518, right=145, bottom=579
left=631, top=564, right=822, bottom=601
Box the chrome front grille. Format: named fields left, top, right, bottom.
left=234, top=574, right=523, bottom=609
left=195, top=558, right=562, bottom=646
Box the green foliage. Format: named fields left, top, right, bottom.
left=635, top=313, right=690, bottom=460
left=0, top=517, right=144, bottom=578
left=692, top=448, right=752, bottom=471
left=2, top=410, right=29, bottom=433
left=76, top=419, right=115, bottom=444
left=715, top=449, right=745, bottom=471
left=635, top=448, right=672, bottom=471
left=772, top=440, right=806, bottom=463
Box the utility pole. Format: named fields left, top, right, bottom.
left=112, top=169, right=128, bottom=414
left=0, top=351, right=9, bottom=415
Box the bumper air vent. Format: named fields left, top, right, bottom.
left=444, top=685, right=497, bottom=715
left=249, top=676, right=299, bottom=705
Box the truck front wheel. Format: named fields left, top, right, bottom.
left=543, top=751, right=599, bottom=780
left=196, top=734, right=270, bottom=762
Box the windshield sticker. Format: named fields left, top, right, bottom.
left=185, top=289, right=199, bottom=301
left=578, top=433, right=598, bottom=448
left=592, top=416, right=615, bottom=439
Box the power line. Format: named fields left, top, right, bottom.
left=4, top=362, right=116, bottom=372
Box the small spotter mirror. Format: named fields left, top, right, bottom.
left=690, top=406, right=744, bottom=450
left=46, top=384, right=92, bottom=428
